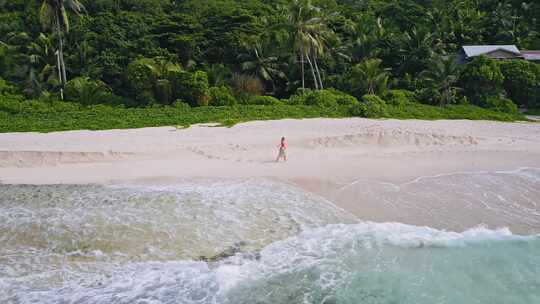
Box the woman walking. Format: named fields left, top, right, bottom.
left=276, top=137, right=287, bottom=162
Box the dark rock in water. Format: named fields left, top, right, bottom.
left=241, top=251, right=261, bottom=261
left=198, top=242, right=245, bottom=262
left=197, top=241, right=261, bottom=263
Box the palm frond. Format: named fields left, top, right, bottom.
left=64, top=0, right=86, bottom=15
left=39, top=2, right=55, bottom=30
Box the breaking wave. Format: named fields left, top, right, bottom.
left=1, top=177, right=539, bottom=303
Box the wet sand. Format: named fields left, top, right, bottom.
left=1, top=118, right=539, bottom=233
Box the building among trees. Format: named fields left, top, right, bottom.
left=522, top=51, right=540, bottom=63
left=458, top=45, right=540, bottom=63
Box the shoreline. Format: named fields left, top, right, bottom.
left=1, top=118, right=539, bottom=233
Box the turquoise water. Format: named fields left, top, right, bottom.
left=1, top=173, right=539, bottom=303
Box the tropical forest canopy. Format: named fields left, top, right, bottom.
left=0, top=0, right=539, bottom=125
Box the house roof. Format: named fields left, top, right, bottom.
left=462, top=45, right=521, bottom=58
left=522, top=50, right=540, bottom=61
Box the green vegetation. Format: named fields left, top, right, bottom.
left=0, top=95, right=524, bottom=133
left=386, top=103, right=523, bottom=121
left=351, top=94, right=388, bottom=118
left=525, top=109, right=540, bottom=116
left=0, top=102, right=350, bottom=133
left=0, top=0, right=538, bottom=132
left=499, top=60, right=540, bottom=109
left=459, top=55, right=505, bottom=108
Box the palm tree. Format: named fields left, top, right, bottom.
left=346, top=17, right=386, bottom=63
left=205, top=64, right=232, bottom=87
left=286, top=0, right=333, bottom=91
left=305, top=22, right=331, bottom=90
left=146, top=57, right=182, bottom=79
left=39, top=0, right=85, bottom=97
left=419, top=56, right=462, bottom=105
left=350, top=58, right=390, bottom=96
left=64, top=76, right=111, bottom=105
left=70, top=40, right=93, bottom=76
left=26, top=33, right=59, bottom=97
left=5, top=32, right=57, bottom=97
left=392, top=28, right=438, bottom=77
left=126, top=57, right=182, bottom=105
left=286, top=0, right=310, bottom=90
left=238, top=44, right=286, bottom=94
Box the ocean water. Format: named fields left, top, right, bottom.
left=1, top=174, right=539, bottom=304
left=335, top=167, right=540, bottom=234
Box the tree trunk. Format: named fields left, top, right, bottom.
left=300, top=50, right=305, bottom=91
left=368, top=82, right=375, bottom=95
left=313, top=53, right=324, bottom=90
left=305, top=53, right=319, bottom=90
left=56, top=49, right=64, bottom=100
left=56, top=50, right=62, bottom=85
left=55, top=10, right=67, bottom=88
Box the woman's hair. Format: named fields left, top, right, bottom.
left=281, top=137, right=285, bottom=141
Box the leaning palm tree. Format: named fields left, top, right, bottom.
left=286, top=0, right=319, bottom=90
left=285, top=0, right=336, bottom=91
left=39, top=0, right=85, bottom=95
left=305, top=21, right=337, bottom=90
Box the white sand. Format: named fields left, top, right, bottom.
left=1, top=118, right=540, bottom=232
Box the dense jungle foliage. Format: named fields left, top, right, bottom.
left=0, top=0, right=539, bottom=131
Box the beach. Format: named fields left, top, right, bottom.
left=2, top=118, right=540, bottom=303
left=1, top=118, right=540, bottom=233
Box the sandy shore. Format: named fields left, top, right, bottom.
left=1, top=118, right=540, bottom=233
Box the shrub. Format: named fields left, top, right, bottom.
left=0, top=77, right=17, bottom=95
left=351, top=94, right=388, bottom=118
left=127, top=57, right=184, bottom=105
left=173, top=99, right=191, bottom=109
left=231, top=73, right=264, bottom=100
left=209, top=86, right=237, bottom=106
left=246, top=95, right=282, bottom=105
left=126, top=57, right=159, bottom=104
left=28, top=99, right=53, bottom=113
left=304, top=90, right=339, bottom=107
left=206, top=64, right=233, bottom=87
left=286, top=89, right=357, bottom=107
left=330, top=89, right=359, bottom=106
left=385, top=103, right=523, bottom=121
left=499, top=60, right=540, bottom=108
left=89, top=104, right=116, bottom=112
left=286, top=89, right=311, bottom=105
left=483, top=97, right=518, bottom=114
left=65, top=77, right=114, bottom=105
left=1, top=103, right=524, bottom=133
left=0, top=93, right=26, bottom=114
left=459, top=56, right=504, bottom=106
left=171, top=70, right=210, bottom=107
left=0, top=93, right=83, bottom=114
left=384, top=89, right=416, bottom=106
left=50, top=100, right=81, bottom=112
